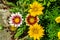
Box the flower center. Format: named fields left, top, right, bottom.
left=12, top=16, right=21, bottom=24
left=29, top=18, right=35, bottom=23
left=34, top=8, right=38, bottom=11
left=32, top=28, right=39, bottom=34
left=26, top=15, right=38, bottom=25
left=33, top=7, right=38, bottom=12
left=14, top=18, right=20, bottom=23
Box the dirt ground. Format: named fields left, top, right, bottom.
left=0, top=29, right=12, bottom=40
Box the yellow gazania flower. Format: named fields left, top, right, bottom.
left=28, top=23, right=44, bottom=40
left=28, top=1, right=44, bottom=16
left=9, top=25, right=17, bottom=31
left=55, top=16, right=60, bottom=23
left=58, top=32, right=60, bottom=39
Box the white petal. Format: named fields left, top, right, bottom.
left=26, top=14, right=29, bottom=17
left=9, top=17, right=12, bottom=19
left=11, top=13, right=15, bottom=17
left=22, top=19, right=24, bottom=21
left=17, top=13, right=22, bottom=17
left=15, top=24, right=18, bottom=27
left=26, top=23, right=29, bottom=26
left=20, top=21, right=22, bottom=24
left=16, top=13, right=18, bottom=15
left=17, top=12, right=20, bottom=14
left=9, top=19, right=11, bottom=21
left=18, top=24, right=20, bottom=27
left=10, top=23, right=14, bottom=26
left=9, top=21, right=12, bottom=24
left=19, top=15, right=22, bottom=17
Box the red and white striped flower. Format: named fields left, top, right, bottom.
left=9, top=12, right=22, bottom=27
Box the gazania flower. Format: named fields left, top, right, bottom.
left=9, top=25, right=17, bottom=31
left=28, top=1, right=44, bottom=16
left=28, top=23, right=44, bottom=40
left=25, top=14, right=39, bottom=26
left=58, top=32, right=60, bottom=39
left=9, top=12, right=22, bottom=27
left=55, top=16, right=60, bottom=23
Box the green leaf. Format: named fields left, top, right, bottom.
left=50, top=0, right=56, bottom=2
left=0, top=25, right=3, bottom=30
left=14, top=25, right=26, bottom=38
left=6, top=2, right=16, bottom=7
left=38, top=0, right=43, bottom=1
left=9, top=7, right=20, bottom=12
left=43, top=0, right=46, bottom=5
left=14, top=28, right=24, bottom=38
left=47, top=2, right=51, bottom=7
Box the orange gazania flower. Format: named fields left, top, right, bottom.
left=25, top=14, right=39, bottom=26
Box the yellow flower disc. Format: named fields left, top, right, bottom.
left=14, top=17, right=20, bottom=24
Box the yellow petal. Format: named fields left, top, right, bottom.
left=9, top=25, right=17, bottom=31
